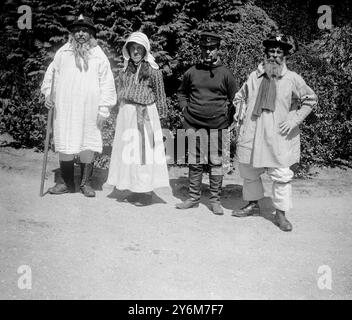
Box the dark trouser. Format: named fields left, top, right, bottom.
left=186, top=128, right=224, bottom=204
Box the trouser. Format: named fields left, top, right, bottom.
left=187, top=128, right=224, bottom=203
left=239, top=163, right=294, bottom=212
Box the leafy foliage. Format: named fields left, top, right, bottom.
left=0, top=0, right=351, bottom=173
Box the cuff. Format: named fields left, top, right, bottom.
left=98, top=106, right=110, bottom=118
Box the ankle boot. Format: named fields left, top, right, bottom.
left=80, top=163, right=96, bottom=197
left=176, top=165, right=203, bottom=209
left=209, top=174, right=224, bottom=215
left=232, top=201, right=260, bottom=217
left=275, top=210, right=293, bottom=232
left=48, top=160, right=75, bottom=194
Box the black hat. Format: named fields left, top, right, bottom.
left=200, top=31, right=222, bottom=47
left=67, top=14, right=96, bottom=35
left=263, top=34, right=293, bottom=52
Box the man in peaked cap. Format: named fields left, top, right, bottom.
left=175, top=31, right=238, bottom=215
left=231, top=33, right=318, bottom=231
left=199, top=31, right=222, bottom=48
left=41, top=14, right=117, bottom=197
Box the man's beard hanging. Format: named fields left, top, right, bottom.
left=69, top=35, right=97, bottom=71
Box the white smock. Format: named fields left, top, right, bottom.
left=41, top=43, right=117, bottom=154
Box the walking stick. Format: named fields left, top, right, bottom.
left=40, top=68, right=55, bottom=197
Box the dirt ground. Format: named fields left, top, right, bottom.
left=0, top=146, right=351, bottom=300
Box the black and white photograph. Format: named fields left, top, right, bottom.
left=0, top=0, right=351, bottom=302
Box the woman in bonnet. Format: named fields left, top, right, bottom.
left=107, top=31, right=170, bottom=206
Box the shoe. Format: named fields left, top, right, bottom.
left=49, top=160, right=75, bottom=194
left=80, top=163, right=96, bottom=197
left=275, top=210, right=293, bottom=232
left=210, top=202, right=224, bottom=215
left=48, top=183, right=74, bottom=194
left=175, top=198, right=199, bottom=209
left=232, top=201, right=260, bottom=217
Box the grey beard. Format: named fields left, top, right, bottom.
left=70, top=36, right=95, bottom=71
left=263, top=57, right=285, bottom=78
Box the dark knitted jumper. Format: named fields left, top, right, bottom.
left=177, top=61, right=238, bottom=129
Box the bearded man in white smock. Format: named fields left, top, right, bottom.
left=41, top=15, right=117, bottom=197
left=232, top=34, right=318, bottom=231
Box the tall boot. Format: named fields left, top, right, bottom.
left=209, top=174, right=224, bottom=215
left=48, top=160, right=75, bottom=194
left=175, top=164, right=203, bottom=209
left=80, top=163, right=96, bottom=197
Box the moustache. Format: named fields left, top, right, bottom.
left=267, top=58, right=282, bottom=65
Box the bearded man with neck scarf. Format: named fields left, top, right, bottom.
left=231, top=34, right=318, bottom=231
left=41, top=15, right=117, bottom=197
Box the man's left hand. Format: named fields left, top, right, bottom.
left=279, top=119, right=297, bottom=136
left=96, top=114, right=106, bottom=130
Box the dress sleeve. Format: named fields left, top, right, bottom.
left=151, top=69, right=168, bottom=118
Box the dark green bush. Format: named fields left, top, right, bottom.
left=1, top=0, right=351, bottom=173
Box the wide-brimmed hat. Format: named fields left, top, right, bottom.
left=199, top=31, right=222, bottom=47
left=122, top=31, right=159, bottom=71
left=263, top=34, right=292, bottom=52
left=67, top=14, right=96, bottom=35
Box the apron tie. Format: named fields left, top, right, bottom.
left=136, top=105, right=154, bottom=165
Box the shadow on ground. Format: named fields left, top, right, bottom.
left=106, top=188, right=167, bottom=206
left=170, top=175, right=279, bottom=228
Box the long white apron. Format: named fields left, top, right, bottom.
left=107, top=102, right=170, bottom=192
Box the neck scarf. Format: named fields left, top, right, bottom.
left=252, top=74, right=277, bottom=117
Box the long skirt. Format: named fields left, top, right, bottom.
left=107, top=102, right=170, bottom=192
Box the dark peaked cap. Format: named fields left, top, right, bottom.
left=67, top=14, right=97, bottom=34
left=200, top=31, right=222, bottom=47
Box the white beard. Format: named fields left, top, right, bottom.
left=69, top=35, right=97, bottom=71
left=264, top=56, right=285, bottom=78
